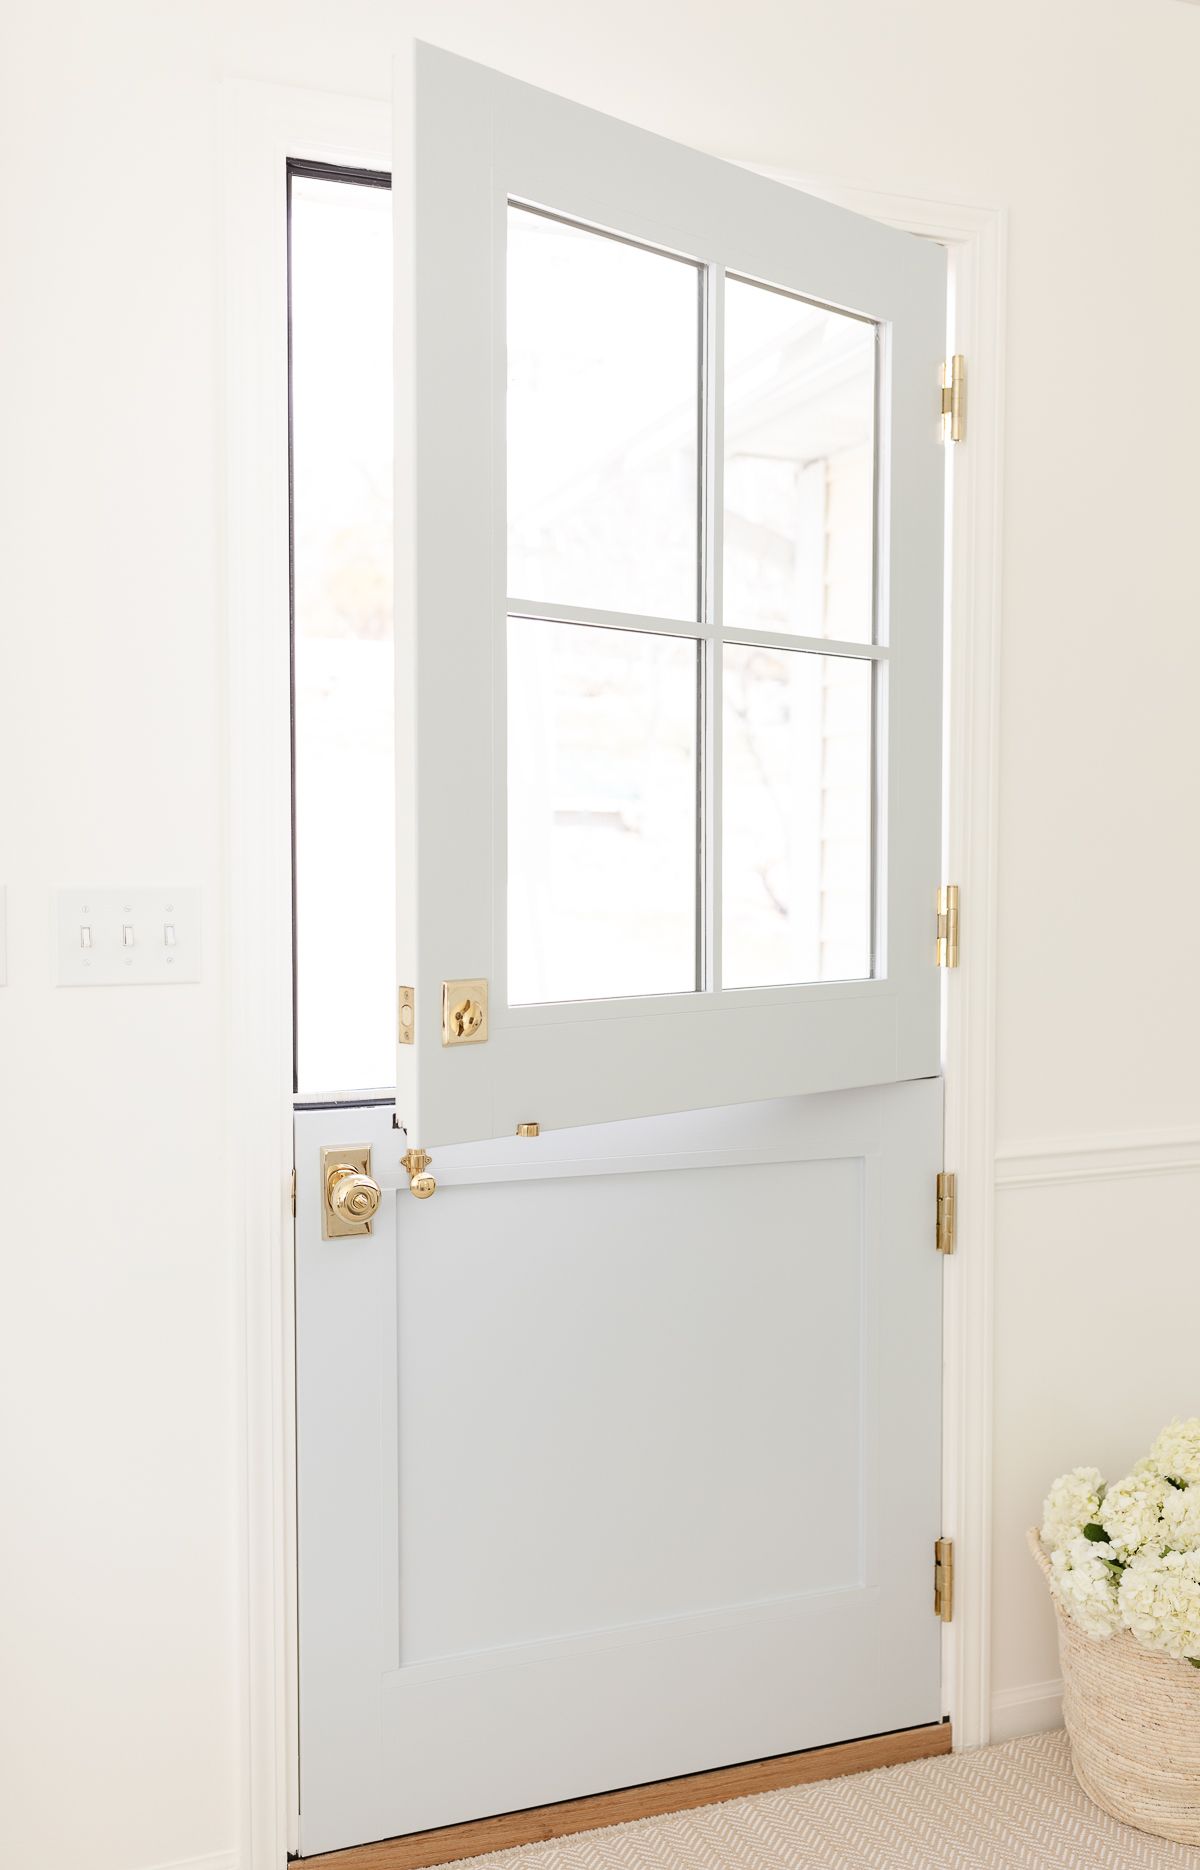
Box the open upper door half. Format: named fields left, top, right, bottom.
left=396, top=43, right=946, bottom=1148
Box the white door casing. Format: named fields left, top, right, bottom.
left=295, top=1080, right=943, bottom=1853
left=395, top=44, right=946, bottom=1149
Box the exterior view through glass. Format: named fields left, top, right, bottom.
left=290, top=166, right=395, bottom=1095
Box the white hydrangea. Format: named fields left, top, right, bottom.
left=1100, top=1468, right=1169, bottom=1556
left=1042, top=1466, right=1106, bottom=1550
left=1118, top=1548, right=1200, bottom=1660
left=1149, top=1419, right=1200, bottom=1487
left=1161, top=1483, right=1200, bottom=1551
left=1050, top=1535, right=1123, bottom=1639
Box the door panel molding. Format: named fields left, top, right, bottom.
left=223, top=73, right=1005, bottom=1870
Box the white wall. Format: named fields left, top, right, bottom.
left=2, top=2, right=1198, bottom=1865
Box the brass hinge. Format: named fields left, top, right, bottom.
left=936, top=884, right=960, bottom=968
left=289, top=1168, right=296, bottom=1218
left=941, top=354, right=965, bottom=443
left=934, top=1537, right=955, bottom=1621
left=936, top=1171, right=957, bottom=1255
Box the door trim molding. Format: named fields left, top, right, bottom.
left=299, top=1724, right=952, bottom=1870
left=222, top=78, right=392, bottom=1870
left=224, top=81, right=1005, bottom=1868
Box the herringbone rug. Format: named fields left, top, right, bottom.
left=455, top=1732, right=1200, bottom=1868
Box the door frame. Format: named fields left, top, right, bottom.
left=222, top=72, right=1005, bottom=1870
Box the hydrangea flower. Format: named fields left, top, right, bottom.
left=1149, top=1419, right=1200, bottom=1487
left=1039, top=1424, right=1200, bottom=1664
left=1050, top=1535, right=1123, bottom=1639
left=1161, top=1483, right=1200, bottom=1550
left=1118, top=1548, right=1200, bottom=1660
left=1042, top=1466, right=1106, bottom=1550
left=1101, top=1469, right=1169, bottom=1556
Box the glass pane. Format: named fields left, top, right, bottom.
left=291, top=171, right=395, bottom=1095
left=723, top=277, right=876, bottom=644
left=722, top=644, right=873, bottom=987
left=508, top=621, right=699, bottom=1004
left=507, top=206, right=700, bottom=621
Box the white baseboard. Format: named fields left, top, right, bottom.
left=990, top=1677, right=1064, bottom=1741
left=134, top=1851, right=237, bottom=1870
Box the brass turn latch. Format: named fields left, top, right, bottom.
left=442, top=978, right=488, bottom=1046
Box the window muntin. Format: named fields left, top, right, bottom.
left=505, top=207, right=884, bottom=1008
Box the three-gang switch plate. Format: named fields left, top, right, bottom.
left=55, top=888, right=201, bottom=985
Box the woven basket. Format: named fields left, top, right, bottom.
left=1028, top=1527, right=1200, bottom=1842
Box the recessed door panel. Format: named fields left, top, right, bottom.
left=397, top=1156, right=864, bottom=1662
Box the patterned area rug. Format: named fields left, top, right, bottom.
left=457, top=1732, right=1200, bottom=1869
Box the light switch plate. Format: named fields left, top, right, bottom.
left=55, top=887, right=201, bottom=985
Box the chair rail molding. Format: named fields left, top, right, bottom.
left=996, top=1128, right=1200, bottom=1189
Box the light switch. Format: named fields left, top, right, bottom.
left=55, top=888, right=201, bottom=985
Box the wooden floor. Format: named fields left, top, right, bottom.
left=303, top=1721, right=952, bottom=1870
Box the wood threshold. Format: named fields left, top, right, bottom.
left=300, top=1720, right=952, bottom=1870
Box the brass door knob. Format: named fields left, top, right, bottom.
left=327, top=1164, right=382, bottom=1226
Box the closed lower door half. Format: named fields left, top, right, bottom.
left=294, top=1077, right=942, bottom=1854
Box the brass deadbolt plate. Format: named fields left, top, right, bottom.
left=441, top=978, right=488, bottom=1046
